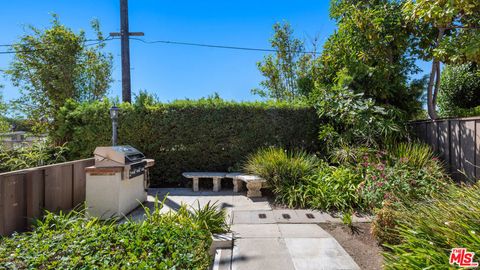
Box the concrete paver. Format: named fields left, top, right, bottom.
left=231, top=224, right=281, bottom=238
left=278, top=224, right=331, bottom=238
left=284, top=238, right=360, bottom=270
left=232, top=238, right=296, bottom=270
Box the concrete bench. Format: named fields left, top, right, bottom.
left=182, top=172, right=227, bottom=192
left=182, top=172, right=267, bottom=197
left=226, top=173, right=267, bottom=198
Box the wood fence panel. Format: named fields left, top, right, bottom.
left=450, top=120, right=462, bottom=180
left=426, top=121, right=438, bottom=152
left=437, top=121, right=450, bottom=169
left=417, top=122, right=427, bottom=142
left=25, top=170, right=44, bottom=223
left=461, top=121, right=476, bottom=180
left=411, top=117, right=480, bottom=182
left=73, top=159, right=94, bottom=207
left=476, top=120, right=480, bottom=179
left=45, top=165, right=73, bottom=212
left=0, top=158, right=94, bottom=236
left=1, top=175, right=26, bottom=235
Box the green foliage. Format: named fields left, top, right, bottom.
left=438, top=63, right=480, bottom=117
left=387, top=142, right=436, bottom=169
left=6, top=14, right=113, bottom=133
left=304, top=165, right=363, bottom=212
left=244, top=147, right=319, bottom=189
left=253, top=22, right=316, bottom=100
left=244, top=147, right=362, bottom=211
left=313, top=79, right=408, bottom=153
left=357, top=148, right=448, bottom=209
left=0, top=141, right=68, bottom=173
left=0, top=90, right=9, bottom=133
left=383, top=183, right=480, bottom=269
left=317, top=0, right=423, bottom=115
left=52, top=96, right=320, bottom=185
left=404, top=0, right=480, bottom=64
left=0, top=200, right=227, bottom=269
left=371, top=200, right=401, bottom=245
left=190, top=201, right=230, bottom=234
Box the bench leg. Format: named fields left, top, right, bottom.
left=193, top=177, right=199, bottom=192
left=213, top=177, right=221, bottom=192
left=246, top=182, right=262, bottom=198
left=233, top=179, right=243, bottom=193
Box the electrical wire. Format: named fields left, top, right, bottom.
left=0, top=37, right=113, bottom=54
left=124, top=37, right=320, bottom=55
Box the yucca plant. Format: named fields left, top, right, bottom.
left=384, top=183, right=480, bottom=269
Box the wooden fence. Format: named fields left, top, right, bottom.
left=0, top=158, right=94, bottom=236
left=411, top=116, right=480, bottom=181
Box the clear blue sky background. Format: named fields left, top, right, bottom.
left=0, top=0, right=430, bottom=103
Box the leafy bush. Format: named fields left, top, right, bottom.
left=245, top=147, right=363, bottom=211
left=371, top=200, right=401, bottom=245
left=312, top=81, right=408, bottom=154
left=387, top=142, right=436, bottom=169
left=0, top=141, right=68, bottom=173
left=304, top=165, right=363, bottom=211
left=191, top=201, right=230, bottom=234
left=52, top=96, right=320, bottom=185
left=383, top=183, right=480, bottom=269
left=0, top=201, right=228, bottom=269
left=358, top=151, right=448, bottom=209
left=438, top=63, right=480, bottom=117
left=244, top=147, right=319, bottom=188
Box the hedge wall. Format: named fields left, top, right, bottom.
left=53, top=98, right=319, bottom=186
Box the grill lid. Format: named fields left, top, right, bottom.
left=94, top=145, right=145, bottom=166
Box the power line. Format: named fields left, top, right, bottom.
left=123, top=37, right=320, bottom=55
left=0, top=36, right=320, bottom=55
left=0, top=37, right=113, bottom=54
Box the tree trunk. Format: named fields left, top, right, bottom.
left=426, top=28, right=445, bottom=120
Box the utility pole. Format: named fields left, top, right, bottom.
left=110, top=0, right=144, bottom=103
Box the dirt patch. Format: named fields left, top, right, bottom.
left=319, top=223, right=383, bottom=270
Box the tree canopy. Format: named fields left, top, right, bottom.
left=252, top=22, right=316, bottom=101
left=316, top=0, right=424, bottom=116
left=6, top=15, right=113, bottom=132
left=404, top=0, right=480, bottom=119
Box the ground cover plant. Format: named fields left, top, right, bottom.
left=383, top=183, right=480, bottom=269
left=0, top=141, right=68, bottom=173
left=0, top=201, right=228, bottom=269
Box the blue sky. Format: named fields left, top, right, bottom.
left=0, top=0, right=430, bottom=103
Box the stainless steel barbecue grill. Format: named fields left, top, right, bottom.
left=86, top=145, right=154, bottom=219
left=94, top=145, right=146, bottom=179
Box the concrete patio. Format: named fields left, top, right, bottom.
left=129, top=188, right=364, bottom=270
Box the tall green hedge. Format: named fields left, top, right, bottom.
left=52, top=97, right=319, bottom=185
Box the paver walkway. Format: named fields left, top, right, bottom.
left=130, top=188, right=361, bottom=270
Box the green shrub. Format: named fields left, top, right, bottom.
left=387, top=142, right=436, bottom=169
left=438, top=63, right=480, bottom=117
left=303, top=165, right=363, bottom=212
left=52, top=96, right=320, bottom=185
left=0, top=201, right=227, bottom=269
left=190, top=201, right=230, bottom=234
left=358, top=154, right=448, bottom=209
left=384, top=183, right=480, bottom=269
left=244, top=147, right=319, bottom=188
left=371, top=200, right=401, bottom=245
left=0, top=141, right=68, bottom=173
